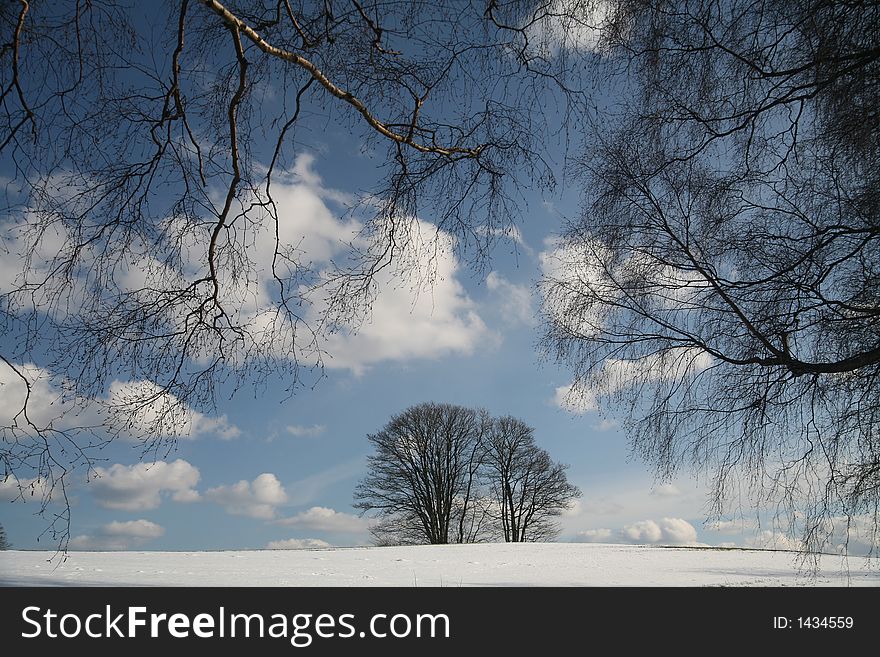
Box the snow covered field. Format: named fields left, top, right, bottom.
left=2, top=543, right=878, bottom=587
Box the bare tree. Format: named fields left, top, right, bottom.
left=354, top=402, right=490, bottom=545
left=355, top=404, right=579, bottom=544
left=483, top=416, right=580, bottom=542
left=541, top=0, right=880, bottom=556
left=0, top=522, right=9, bottom=549
left=0, top=1, right=585, bottom=545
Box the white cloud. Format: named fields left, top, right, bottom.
left=573, top=528, right=613, bottom=543
left=186, top=155, right=494, bottom=375
left=70, top=519, right=164, bottom=550
left=486, top=271, right=535, bottom=325
left=553, top=383, right=597, bottom=413
left=558, top=475, right=710, bottom=540
left=823, top=515, right=880, bottom=556
left=0, top=361, right=95, bottom=432
left=0, top=361, right=238, bottom=442
left=620, top=519, right=664, bottom=543
left=523, top=0, right=612, bottom=55
left=707, top=516, right=879, bottom=555
left=5, top=153, right=494, bottom=393
left=205, top=473, right=288, bottom=519
left=89, top=459, right=201, bottom=511
left=107, top=380, right=240, bottom=440
left=592, top=418, right=619, bottom=431
left=0, top=476, right=53, bottom=503
left=276, top=506, right=371, bottom=533
left=266, top=538, right=332, bottom=550
left=102, top=519, right=164, bottom=539
left=0, top=215, right=70, bottom=295
left=314, top=216, right=493, bottom=374
left=286, top=424, right=326, bottom=438
left=553, top=349, right=713, bottom=415
left=620, top=518, right=699, bottom=545
left=542, top=230, right=715, bottom=417
left=539, top=235, right=617, bottom=343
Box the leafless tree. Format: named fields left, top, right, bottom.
left=0, top=522, right=10, bottom=550
left=354, top=402, right=491, bottom=545
left=0, top=1, right=586, bottom=546
left=483, top=415, right=580, bottom=542
left=542, top=0, right=880, bottom=556
left=355, top=404, right=578, bottom=544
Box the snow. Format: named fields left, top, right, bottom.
left=1, top=543, right=878, bottom=587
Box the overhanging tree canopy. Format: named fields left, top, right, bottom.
left=0, top=0, right=582, bottom=545
left=541, top=0, right=880, bottom=555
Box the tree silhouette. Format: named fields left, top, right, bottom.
left=483, top=416, right=581, bottom=542
left=355, top=403, right=579, bottom=544
left=0, top=0, right=582, bottom=546
left=354, top=402, right=490, bottom=545
left=541, top=0, right=879, bottom=556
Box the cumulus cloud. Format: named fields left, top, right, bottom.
left=553, top=350, right=713, bottom=415
left=276, top=506, right=371, bottom=533
left=102, top=519, right=165, bottom=539
left=70, top=519, right=164, bottom=550
left=0, top=212, right=70, bottom=295
left=620, top=518, right=699, bottom=545
left=286, top=424, right=326, bottom=438
left=707, top=516, right=879, bottom=555
left=486, top=271, right=535, bottom=325
left=198, top=154, right=493, bottom=375
left=620, top=519, right=665, bottom=543
left=561, top=499, right=583, bottom=517
left=314, top=216, right=492, bottom=374
left=205, top=473, right=288, bottom=519
left=265, top=538, right=333, bottom=550
left=107, top=380, right=240, bottom=440
left=0, top=360, right=239, bottom=442
left=6, top=152, right=493, bottom=400
left=572, top=518, right=700, bottom=545
left=0, top=476, right=53, bottom=503
left=540, top=235, right=618, bottom=343
left=823, top=515, right=880, bottom=556
left=553, top=383, right=597, bottom=414
left=89, top=459, right=201, bottom=511
left=0, top=361, right=96, bottom=432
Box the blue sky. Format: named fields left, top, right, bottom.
left=0, top=2, right=808, bottom=554
left=0, top=140, right=742, bottom=552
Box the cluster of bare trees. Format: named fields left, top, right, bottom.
left=354, top=402, right=580, bottom=545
